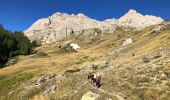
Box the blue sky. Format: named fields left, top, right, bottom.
left=0, top=0, right=169, bottom=31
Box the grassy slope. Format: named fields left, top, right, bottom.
left=0, top=26, right=170, bottom=100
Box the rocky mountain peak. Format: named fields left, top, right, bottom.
left=24, top=9, right=164, bottom=44
left=118, top=9, right=164, bottom=29
left=77, top=13, right=87, bottom=18
left=126, top=9, right=139, bottom=15
left=122, top=9, right=143, bottom=19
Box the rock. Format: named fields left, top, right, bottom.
left=159, top=73, right=167, bottom=80
left=81, top=91, right=100, bottom=100
left=48, top=73, right=56, bottom=79
left=5, top=58, right=17, bottom=66
left=74, top=91, right=78, bottom=93
left=44, top=88, right=50, bottom=94
left=151, top=21, right=170, bottom=34
left=122, top=38, right=133, bottom=46
left=105, top=61, right=110, bottom=65
left=36, top=77, right=46, bottom=86
left=36, top=74, right=56, bottom=86
left=67, top=43, right=80, bottom=52
left=51, top=85, right=57, bottom=93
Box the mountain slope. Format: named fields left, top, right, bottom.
left=1, top=20, right=170, bottom=100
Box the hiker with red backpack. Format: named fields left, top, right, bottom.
left=87, top=72, right=102, bottom=88
left=95, top=76, right=102, bottom=88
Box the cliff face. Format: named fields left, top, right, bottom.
left=24, top=13, right=112, bottom=44
left=24, top=9, right=164, bottom=44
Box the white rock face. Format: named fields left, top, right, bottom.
left=24, top=12, right=112, bottom=44
left=24, top=9, right=164, bottom=44
left=103, top=18, right=118, bottom=25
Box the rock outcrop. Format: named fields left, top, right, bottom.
left=24, top=9, right=164, bottom=44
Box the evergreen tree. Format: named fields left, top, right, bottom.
left=0, top=23, right=37, bottom=67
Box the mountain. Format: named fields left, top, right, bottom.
left=118, top=9, right=164, bottom=29
left=24, top=13, right=112, bottom=44
left=103, top=9, right=164, bottom=29
left=1, top=20, right=170, bottom=100
left=24, top=9, right=164, bottom=44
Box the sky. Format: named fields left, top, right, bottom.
left=0, top=0, right=170, bottom=31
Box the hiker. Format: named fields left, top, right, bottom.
left=95, top=76, right=102, bottom=88
left=88, top=72, right=94, bottom=84
left=88, top=71, right=102, bottom=88
left=87, top=72, right=96, bottom=84
left=91, top=72, right=97, bottom=86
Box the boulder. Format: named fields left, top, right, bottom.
left=67, top=43, right=80, bottom=52
left=122, top=38, right=133, bottom=46
left=51, top=85, right=57, bottom=93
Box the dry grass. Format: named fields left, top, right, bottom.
left=0, top=27, right=170, bottom=100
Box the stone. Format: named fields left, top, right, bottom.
left=160, top=73, right=167, bottom=80
left=36, top=77, right=46, bottom=86
left=44, top=88, right=50, bottom=94
left=51, top=85, right=57, bottom=93
left=67, top=43, right=80, bottom=52
left=48, top=73, right=56, bottom=79
left=122, top=38, right=133, bottom=46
